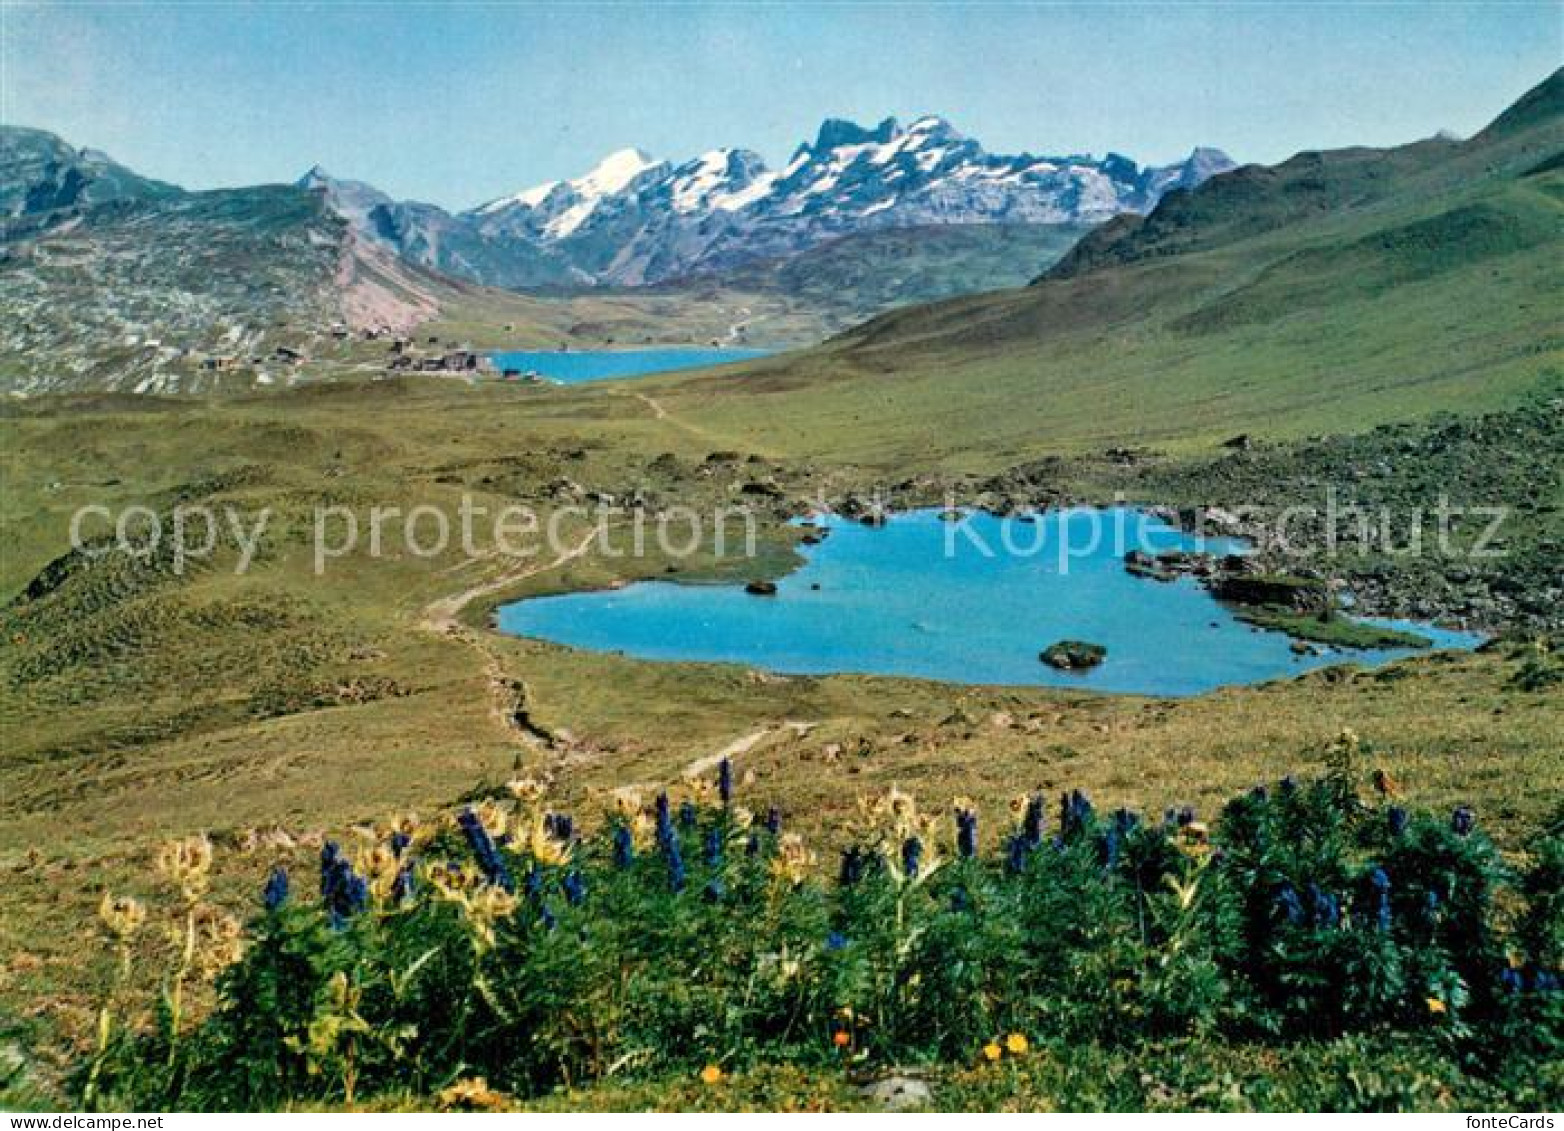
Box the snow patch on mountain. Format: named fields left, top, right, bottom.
left=306, top=116, right=1235, bottom=286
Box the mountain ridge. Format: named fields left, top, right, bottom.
left=643, top=67, right=1564, bottom=468
left=298, top=115, right=1234, bottom=286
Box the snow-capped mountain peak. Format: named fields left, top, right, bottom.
left=666, top=148, right=775, bottom=214
left=328, top=116, right=1234, bottom=286
left=576, top=147, right=657, bottom=195
left=473, top=146, right=661, bottom=234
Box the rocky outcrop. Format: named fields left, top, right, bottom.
left=1040, top=640, right=1107, bottom=670
left=1211, top=573, right=1328, bottom=611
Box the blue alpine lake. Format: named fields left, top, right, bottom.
left=491, top=347, right=771, bottom=384
left=496, top=508, right=1482, bottom=696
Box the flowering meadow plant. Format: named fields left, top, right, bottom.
left=74, top=739, right=1561, bottom=1111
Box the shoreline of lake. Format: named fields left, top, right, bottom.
left=495, top=507, right=1484, bottom=696
left=489, top=346, right=772, bottom=385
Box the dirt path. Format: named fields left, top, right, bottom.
left=420, top=527, right=597, bottom=634
left=682, top=720, right=816, bottom=780
left=613, top=388, right=735, bottom=448
left=419, top=528, right=598, bottom=748
left=629, top=390, right=669, bottom=420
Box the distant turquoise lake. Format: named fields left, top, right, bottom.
left=491, top=347, right=770, bottom=384
left=496, top=508, right=1482, bottom=696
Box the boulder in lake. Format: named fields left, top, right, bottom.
left=744, top=580, right=778, bottom=596
left=1040, top=640, right=1107, bottom=670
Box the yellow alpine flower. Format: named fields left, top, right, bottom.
left=192, top=905, right=245, bottom=979
left=98, top=893, right=146, bottom=940
left=770, top=832, right=817, bottom=885
left=471, top=799, right=510, bottom=840
left=982, top=1041, right=1002, bottom=1063
left=505, top=777, right=547, bottom=804
left=154, top=835, right=214, bottom=901
left=1005, top=1032, right=1029, bottom=1055
left=700, top=1063, right=724, bottom=1085
left=356, top=844, right=402, bottom=902
left=522, top=814, right=573, bottom=866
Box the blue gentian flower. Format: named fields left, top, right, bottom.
left=562, top=869, right=586, bottom=907
left=540, top=905, right=557, bottom=932
left=1534, top=970, right=1559, bottom=993
left=718, top=757, right=733, bottom=805
left=1367, top=866, right=1391, bottom=932
left=839, top=846, right=864, bottom=886
left=1451, top=806, right=1475, bottom=836
left=679, top=800, right=698, bottom=829
left=703, top=827, right=723, bottom=868
left=1387, top=807, right=1409, bottom=837
left=1102, top=827, right=1120, bottom=871
left=1276, top=883, right=1304, bottom=927
left=1308, top=883, right=1340, bottom=930
left=1501, top=967, right=1524, bottom=993
left=391, top=863, right=416, bottom=904
left=456, top=813, right=512, bottom=894
left=956, top=810, right=977, bottom=859
left=319, top=841, right=344, bottom=898
left=765, top=807, right=782, bottom=836
left=319, top=842, right=367, bottom=926
left=1005, top=834, right=1030, bottom=875
left=1060, top=789, right=1093, bottom=839
left=1022, top=796, right=1045, bottom=847
left=524, top=864, right=544, bottom=902
left=457, top=808, right=514, bottom=892
left=389, top=831, right=411, bottom=857
left=826, top=930, right=848, bottom=951
left=612, top=824, right=634, bottom=869
left=666, top=834, right=687, bottom=893
left=1279, top=775, right=1296, bottom=798
left=1177, top=805, right=1195, bottom=828
left=901, top=836, right=922, bottom=879
left=655, top=793, right=674, bottom=849
left=263, top=866, right=289, bottom=912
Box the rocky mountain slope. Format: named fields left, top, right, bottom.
left=0, top=128, right=457, bottom=394
left=306, top=116, right=1233, bottom=286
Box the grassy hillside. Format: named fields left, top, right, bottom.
left=655, top=222, right=1093, bottom=339
left=646, top=71, right=1563, bottom=470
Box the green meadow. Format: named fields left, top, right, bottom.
left=1, top=70, right=1561, bottom=1114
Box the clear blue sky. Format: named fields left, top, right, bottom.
left=2, top=2, right=1558, bottom=210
